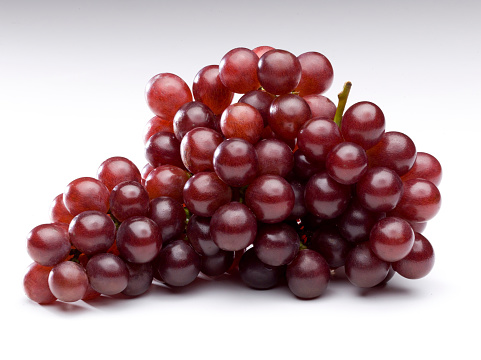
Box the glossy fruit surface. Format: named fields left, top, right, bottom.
left=64, top=177, right=110, bottom=216
left=369, top=217, right=415, bottom=262
left=48, top=261, right=89, bottom=302
left=24, top=262, right=56, bottom=304
left=173, top=101, right=216, bottom=141
left=268, top=94, right=311, bottom=141
left=148, top=197, right=186, bottom=244
left=239, top=247, right=283, bottom=290
left=326, top=142, right=368, bottom=185
left=297, top=117, right=343, bottom=163
left=345, top=242, right=390, bottom=288
left=401, top=152, right=442, bottom=186
left=69, top=210, right=116, bottom=255
left=144, top=165, right=189, bottom=203
left=86, top=253, right=129, bottom=295
left=295, top=51, right=334, bottom=96
left=193, top=65, right=233, bottom=115
left=254, top=222, right=300, bottom=266
left=257, top=49, right=302, bottom=95
left=180, top=127, right=224, bottom=174
left=219, top=47, right=260, bottom=93
left=109, top=181, right=150, bottom=222
left=26, top=223, right=71, bottom=267
left=392, top=232, right=435, bottom=279
left=255, top=138, right=294, bottom=178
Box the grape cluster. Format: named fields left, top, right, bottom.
left=23, top=46, right=442, bottom=304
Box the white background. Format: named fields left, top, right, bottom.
left=1, top=1, right=480, bottom=359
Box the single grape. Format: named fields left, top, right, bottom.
left=252, top=45, right=275, bottom=58
left=148, top=196, right=186, bottom=244
left=389, top=178, right=441, bottom=222
left=219, top=47, right=260, bottom=93
left=186, top=214, right=220, bottom=256
left=401, top=152, right=442, bottom=186
left=145, top=72, right=193, bottom=120
left=68, top=210, right=116, bottom=256
left=97, top=156, right=142, bottom=192
left=297, top=117, right=343, bottom=163
left=303, top=94, right=337, bottom=120
left=200, top=250, right=234, bottom=277
left=309, top=223, right=352, bottom=268
left=210, top=202, right=257, bottom=251
left=48, top=261, right=89, bottom=302
left=366, top=131, right=417, bottom=176
left=268, top=94, right=311, bottom=141
left=220, top=103, right=264, bottom=144
left=295, top=51, right=334, bottom=96
left=173, top=101, right=216, bottom=141
left=64, top=177, right=110, bottom=216
left=344, top=242, right=390, bottom=288
left=238, top=247, right=283, bottom=290
left=193, top=65, right=233, bottom=115
left=255, top=138, right=294, bottom=178
left=116, top=216, right=162, bottom=264
left=122, top=262, right=154, bottom=297
left=155, top=239, right=201, bottom=287
left=213, top=138, right=258, bottom=187
left=326, top=142, right=368, bottom=185
left=286, top=249, right=330, bottom=299
left=369, top=217, right=415, bottom=262
left=392, top=232, right=435, bottom=279
left=341, top=101, right=385, bottom=150
left=86, top=253, right=129, bottom=295
left=183, top=171, right=232, bottom=217
left=356, top=167, right=404, bottom=212
left=254, top=222, right=300, bottom=266
left=26, top=223, right=71, bottom=267
left=109, top=181, right=150, bottom=222
left=288, top=180, right=308, bottom=219
left=304, top=171, right=351, bottom=219
left=257, top=49, right=302, bottom=95
left=292, top=149, right=325, bottom=181
left=24, top=262, right=56, bottom=304
left=244, top=174, right=295, bottom=224
left=145, top=131, right=184, bottom=169
left=180, top=127, right=224, bottom=174
left=144, top=165, right=190, bottom=204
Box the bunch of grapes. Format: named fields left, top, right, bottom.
left=23, top=46, right=442, bottom=304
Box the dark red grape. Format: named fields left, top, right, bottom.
left=292, top=149, right=325, bottom=181
left=356, top=167, right=404, bottom=212
left=97, top=156, right=142, bottom=193
left=369, top=217, right=415, bottom=262
left=326, top=142, right=368, bottom=185
left=155, top=239, right=201, bottom=287
left=109, top=181, right=150, bottom=222
left=245, top=174, right=295, bottom=224
left=268, top=94, right=311, bottom=141
left=145, top=73, right=192, bottom=120
left=219, top=47, right=260, bottom=93
left=304, top=171, right=351, bottom=219
left=367, top=131, right=417, bottom=176
left=392, top=232, right=435, bottom=279
left=239, top=247, right=283, bottom=290
left=48, top=261, right=89, bottom=302
left=220, top=103, right=264, bottom=144
left=303, top=94, right=337, bottom=120
left=183, top=171, right=232, bottom=217
left=148, top=197, right=186, bottom=244
left=69, top=210, right=116, bottom=256
left=295, top=51, right=334, bottom=96
left=173, top=101, right=216, bottom=141
left=254, top=222, right=300, bottom=266
left=255, top=138, right=294, bottom=178
left=344, top=242, right=390, bottom=288
left=193, top=65, right=233, bottom=115
left=401, top=152, right=442, bottom=186
left=309, top=223, right=352, bottom=268
left=144, top=165, right=190, bottom=204
left=64, top=177, right=110, bottom=216
left=116, top=216, right=162, bottom=264
left=86, top=253, right=129, bottom=295
left=122, top=262, right=154, bottom=297
left=286, top=249, right=330, bottom=299
left=389, top=178, right=441, bottom=222
left=213, top=138, right=258, bottom=188
left=186, top=214, right=220, bottom=256
left=26, top=223, right=71, bottom=267
left=288, top=180, right=308, bottom=219
left=145, top=131, right=184, bottom=169
left=297, top=117, right=343, bottom=163
left=180, top=127, right=224, bottom=174
left=341, top=101, right=385, bottom=150
left=257, top=49, right=302, bottom=95
left=210, top=202, right=257, bottom=251
left=200, top=250, right=234, bottom=277
left=24, top=262, right=56, bottom=304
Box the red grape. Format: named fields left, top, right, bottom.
left=219, top=47, right=260, bottom=93
left=295, top=51, right=334, bottom=96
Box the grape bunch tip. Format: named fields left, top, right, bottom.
left=24, top=46, right=442, bottom=305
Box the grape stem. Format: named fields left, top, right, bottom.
left=333, top=81, right=352, bottom=128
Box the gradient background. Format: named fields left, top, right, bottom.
left=1, top=0, right=480, bottom=358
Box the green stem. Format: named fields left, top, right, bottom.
left=333, top=81, right=352, bottom=128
